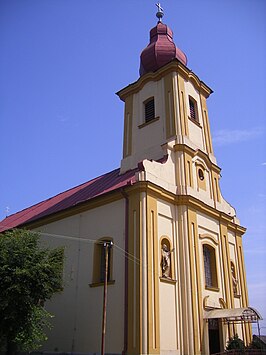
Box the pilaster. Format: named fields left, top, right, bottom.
left=235, top=234, right=252, bottom=344
left=187, top=208, right=202, bottom=354
left=177, top=74, right=189, bottom=136
left=127, top=191, right=142, bottom=354
left=146, top=195, right=160, bottom=354
left=177, top=205, right=194, bottom=354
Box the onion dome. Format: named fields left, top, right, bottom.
left=139, top=21, right=187, bottom=76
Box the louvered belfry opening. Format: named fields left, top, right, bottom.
left=145, top=97, right=155, bottom=122
left=189, top=96, right=198, bottom=121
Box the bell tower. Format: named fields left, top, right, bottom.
left=117, top=6, right=217, bottom=180
left=117, top=7, right=226, bottom=214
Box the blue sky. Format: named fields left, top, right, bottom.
left=0, top=0, right=265, bottom=334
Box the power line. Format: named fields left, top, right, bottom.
left=40, top=232, right=100, bottom=244
left=40, top=231, right=143, bottom=266
left=37, top=231, right=163, bottom=279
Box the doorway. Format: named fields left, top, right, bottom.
left=208, top=318, right=221, bottom=354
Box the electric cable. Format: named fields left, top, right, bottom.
left=35, top=230, right=166, bottom=280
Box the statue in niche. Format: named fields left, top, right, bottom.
left=231, top=263, right=238, bottom=295
left=161, top=243, right=174, bottom=279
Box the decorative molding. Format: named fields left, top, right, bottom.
left=159, top=277, right=177, bottom=284
left=174, top=143, right=221, bottom=174
left=116, top=59, right=213, bottom=101
left=25, top=180, right=246, bottom=236
left=203, top=295, right=222, bottom=310
left=203, top=296, right=209, bottom=310
left=138, top=116, right=160, bottom=129
left=219, top=298, right=227, bottom=309
left=188, top=115, right=202, bottom=128
left=199, top=233, right=219, bottom=245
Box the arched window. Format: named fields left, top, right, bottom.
left=203, top=244, right=218, bottom=289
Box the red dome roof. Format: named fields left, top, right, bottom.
left=139, top=22, right=187, bottom=76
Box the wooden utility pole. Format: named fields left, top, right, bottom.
left=101, top=241, right=112, bottom=355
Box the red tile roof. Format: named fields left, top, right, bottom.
left=0, top=167, right=138, bottom=233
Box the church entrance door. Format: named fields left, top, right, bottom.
left=208, top=318, right=221, bottom=354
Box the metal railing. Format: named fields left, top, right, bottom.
left=213, top=350, right=266, bottom=355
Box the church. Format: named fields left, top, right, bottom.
left=0, top=5, right=262, bottom=355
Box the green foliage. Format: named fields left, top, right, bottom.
left=226, top=334, right=245, bottom=350
left=14, top=306, right=53, bottom=351
left=249, top=336, right=266, bottom=350
left=0, top=229, right=64, bottom=352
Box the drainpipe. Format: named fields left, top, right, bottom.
left=121, top=188, right=129, bottom=355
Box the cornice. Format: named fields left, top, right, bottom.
left=227, top=222, right=246, bottom=235
left=21, top=190, right=125, bottom=230
left=144, top=181, right=245, bottom=232
left=21, top=182, right=154, bottom=231
left=174, top=143, right=221, bottom=174
left=20, top=180, right=245, bottom=236
left=116, top=59, right=213, bottom=101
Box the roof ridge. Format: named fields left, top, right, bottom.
left=2, top=167, right=120, bottom=221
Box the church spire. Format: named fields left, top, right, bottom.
left=139, top=4, right=187, bottom=76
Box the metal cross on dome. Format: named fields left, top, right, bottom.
left=155, top=2, right=164, bottom=22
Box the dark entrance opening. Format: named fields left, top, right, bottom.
left=208, top=318, right=221, bottom=354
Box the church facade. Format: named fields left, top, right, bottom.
left=0, top=11, right=261, bottom=355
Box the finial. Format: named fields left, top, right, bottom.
left=155, top=2, right=164, bottom=22
left=5, top=206, right=10, bottom=217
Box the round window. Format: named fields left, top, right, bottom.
left=198, top=168, right=204, bottom=181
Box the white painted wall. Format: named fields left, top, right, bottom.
left=159, top=282, right=178, bottom=350
left=121, top=79, right=166, bottom=172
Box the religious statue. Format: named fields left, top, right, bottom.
left=231, top=263, right=238, bottom=295
left=161, top=243, right=174, bottom=278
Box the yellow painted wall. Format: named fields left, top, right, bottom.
left=35, top=199, right=126, bottom=353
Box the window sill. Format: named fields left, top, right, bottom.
left=205, top=286, right=220, bottom=292
left=138, top=116, right=159, bottom=129
left=89, top=280, right=115, bottom=288
left=160, top=276, right=177, bottom=284
left=188, top=116, right=201, bottom=128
